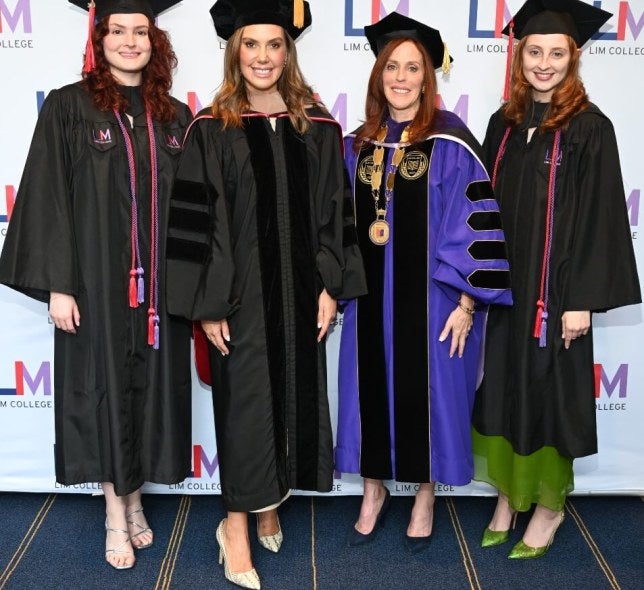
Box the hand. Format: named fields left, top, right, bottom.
left=561, top=310, right=590, bottom=349
left=49, top=292, right=80, bottom=333
left=201, top=319, right=230, bottom=355
left=439, top=294, right=474, bottom=358
left=317, top=288, right=337, bottom=342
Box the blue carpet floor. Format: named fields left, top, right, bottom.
left=0, top=492, right=642, bottom=589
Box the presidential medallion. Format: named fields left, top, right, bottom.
left=369, top=219, right=390, bottom=245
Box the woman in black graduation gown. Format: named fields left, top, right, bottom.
left=165, top=1, right=365, bottom=588
left=472, top=0, right=640, bottom=559
left=0, top=0, right=192, bottom=570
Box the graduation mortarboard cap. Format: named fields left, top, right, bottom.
left=499, top=0, right=611, bottom=100
left=210, top=0, right=312, bottom=41
left=68, top=1, right=181, bottom=73
left=503, top=0, right=612, bottom=46
left=68, top=0, right=181, bottom=21
left=364, top=12, right=452, bottom=74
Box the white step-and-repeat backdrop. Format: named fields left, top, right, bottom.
left=0, top=0, right=642, bottom=496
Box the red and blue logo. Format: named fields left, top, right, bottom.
left=468, top=0, right=641, bottom=41
left=191, top=444, right=219, bottom=478
left=0, top=361, right=52, bottom=396
left=1, top=185, right=15, bottom=223
left=345, top=0, right=409, bottom=37
left=598, top=1, right=643, bottom=41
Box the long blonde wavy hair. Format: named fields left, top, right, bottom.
left=211, top=26, right=318, bottom=133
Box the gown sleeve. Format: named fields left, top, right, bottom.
left=312, top=122, right=367, bottom=300
left=564, top=114, right=641, bottom=311
left=431, top=138, right=512, bottom=306
left=0, top=89, right=78, bottom=302
left=165, top=117, right=238, bottom=321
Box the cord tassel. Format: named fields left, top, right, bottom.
left=441, top=42, right=450, bottom=74
left=83, top=1, right=96, bottom=74
left=533, top=300, right=545, bottom=338
left=148, top=308, right=155, bottom=346
left=538, top=312, right=548, bottom=348
left=153, top=315, right=160, bottom=350
left=136, top=267, right=145, bottom=304
left=293, top=0, right=304, bottom=28
left=129, top=270, right=138, bottom=308
left=503, top=20, right=514, bottom=101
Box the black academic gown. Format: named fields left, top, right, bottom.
left=166, top=106, right=366, bottom=511
left=0, top=82, right=193, bottom=495
left=473, top=104, right=641, bottom=458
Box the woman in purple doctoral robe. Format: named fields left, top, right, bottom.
left=335, top=12, right=512, bottom=552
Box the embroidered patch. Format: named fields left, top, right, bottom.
left=400, top=151, right=428, bottom=180
left=92, top=126, right=113, bottom=145
left=358, top=155, right=374, bottom=185
left=166, top=133, right=181, bottom=150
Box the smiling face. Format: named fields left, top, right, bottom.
left=238, top=24, right=287, bottom=95
left=522, top=33, right=572, bottom=102
left=102, top=13, right=152, bottom=85
left=381, top=40, right=425, bottom=122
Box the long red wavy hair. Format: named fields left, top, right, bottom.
left=80, top=16, right=178, bottom=123
left=353, top=37, right=439, bottom=151
left=502, top=36, right=588, bottom=132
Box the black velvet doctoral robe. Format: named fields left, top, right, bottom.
left=0, top=83, right=193, bottom=495
left=473, top=104, right=641, bottom=458
left=166, top=106, right=366, bottom=511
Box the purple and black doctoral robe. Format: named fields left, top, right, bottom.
left=336, top=111, right=512, bottom=485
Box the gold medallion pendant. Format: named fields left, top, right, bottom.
left=366, top=123, right=409, bottom=246
left=369, top=219, right=390, bottom=245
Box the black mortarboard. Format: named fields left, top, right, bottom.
left=210, top=0, right=312, bottom=41
left=503, top=0, right=612, bottom=46
left=364, top=12, right=452, bottom=73
left=68, top=0, right=181, bottom=21
left=68, top=1, right=182, bottom=73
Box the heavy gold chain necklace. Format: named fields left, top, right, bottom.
left=369, top=123, right=410, bottom=245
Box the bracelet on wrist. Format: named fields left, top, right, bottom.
left=457, top=298, right=475, bottom=315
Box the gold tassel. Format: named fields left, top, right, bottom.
left=441, top=42, right=450, bottom=74
left=293, top=0, right=304, bottom=28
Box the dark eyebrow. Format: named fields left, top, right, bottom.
left=241, top=37, right=284, bottom=43
left=109, top=23, right=149, bottom=30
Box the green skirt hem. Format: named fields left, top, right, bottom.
left=472, top=428, right=574, bottom=512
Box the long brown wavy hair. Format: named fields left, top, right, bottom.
left=502, top=36, right=588, bottom=132
left=80, top=15, right=178, bottom=123
left=211, top=26, right=317, bottom=133
left=353, top=37, right=439, bottom=152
